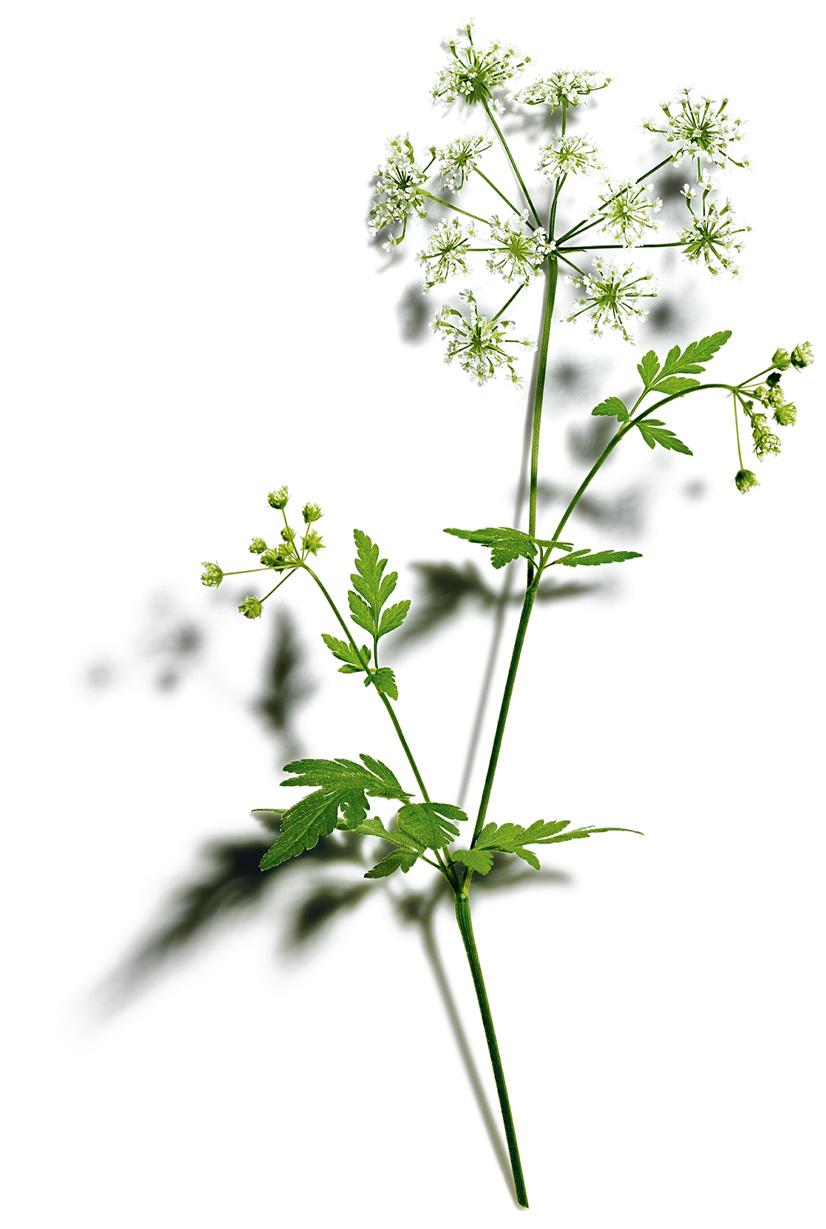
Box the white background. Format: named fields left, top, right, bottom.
left=3, top=2, right=823, bottom=1225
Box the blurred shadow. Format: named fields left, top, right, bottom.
left=253, top=608, right=315, bottom=765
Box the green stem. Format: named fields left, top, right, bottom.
left=473, top=166, right=528, bottom=222
left=302, top=563, right=458, bottom=887
left=454, top=892, right=528, bottom=1208
left=526, top=256, right=559, bottom=584
left=482, top=99, right=542, bottom=226
left=471, top=571, right=541, bottom=846
left=421, top=191, right=490, bottom=227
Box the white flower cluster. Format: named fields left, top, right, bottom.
left=369, top=136, right=429, bottom=242
left=514, top=69, right=610, bottom=112
left=433, top=290, right=533, bottom=385
left=565, top=258, right=658, bottom=342
left=644, top=89, right=747, bottom=168
left=434, top=134, right=492, bottom=191
left=486, top=213, right=550, bottom=283
left=538, top=134, right=602, bottom=179
left=432, top=22, right=530, bottom=111
left=596, top=180, right=662, bottom=246
left=417, top=218, right=476, bottom=292
left=679, top=177, right=748, bottom=275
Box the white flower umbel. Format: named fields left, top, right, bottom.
left=680, top=188, right=749, bottom=275
left=644, top=89, right=748, bottom=168
left=433, top=289, right=533, bottom=385
left=432, top=22, right=530, bottom=110
left=514, top=70, right=610, bottom=111
left=566, top=258, right=658, bottom=342
left=486, top=213, right=550, bottom=284
left=434, top=135, right=492, bottom=191
left=417, top=218, right=476, bottom=292
left=538, top=134, right=602, bottom=179
left=596, top=180, right=662, bottom=246
left=369, top=136, right=429, bottom=244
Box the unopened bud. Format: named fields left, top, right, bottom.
left=735, top=469, right=759, bottom=493
left=303, top=502, right=322, bottom=523
left=267, top=486, right=289, bottom=510
left=238, top=596, right=263, bottom=619
left=771, top=348, right=791, bottom=371
left=200, top=561, right=224, bottom=587
left=791, top=341, right=813, bottom=369
left=249, top=537, right=268, bottom=555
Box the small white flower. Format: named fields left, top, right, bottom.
left=432, top=289, right=533, bottom=385
left=417, top=218, right=476, bottom=291
left=644, top=89, right=748, bottom=168
left=433, top=134, right=492, bottom=191
left=486, top=213, right=550, bottom=283
left=432, top=23, right=530, bottom=108
left=514, top=69, right=610, bottom=111
left=538, top=133, right=602, bottom=178
left=566, top=257, right=658, bottom=343
left=369, top=135, right=429, bottom=243
left=596, top=180, right=662, bottom=246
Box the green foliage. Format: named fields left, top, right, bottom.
left=353, top=815, right=419, bottom=850
left=445, top=526, right=572, bottom=569
left=551, top=548, right=642, bottom=567
left=349, top=530, right=410, bottom=642
left=591, top=395, right=630, bottom=422
left=370, top=666, right=398, bottom=700
left=638, top=330, right=732, bottom=391
left=453, top=819, right=643, bottom=873
left=260, top=755, right=411, bottom=870
left=636, top=419, right=693, bottom=455
left=321, top=633, right=371, bottom=674
left=364, top=848, right=418, bottom=878
left=397, top=801, right=468, bottom=850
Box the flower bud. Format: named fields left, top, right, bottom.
left=200, top=561, right=224, bottom=587
left=735, top=469, right=759, bottom=493
left=238, top=596, right=263, bottom=619
left=771, top=348, right=791, bottom=370
left=267, top=486, right=289, bottom=510
left=261, top=546, right=292, bottom=570
left=281, top=526, right=296, bottom=542
left=303, top=502, right=322, bottom=524
left=791, top=341, right=813, bottom=369
left=773, top=401, right=797, bottom=426
left=766, top=371, right=782, bottom=387
left=303, top=530, right=325, bottom=555
left=249, top=537, right=268, bottom=555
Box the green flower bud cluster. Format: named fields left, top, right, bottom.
left=735, top=469, right=759, bottom=493
left=200, top=486, right=326, bottom=621
left=791, top=341, right=813, bottom=369
left=200, top=561, right=224, bottom=587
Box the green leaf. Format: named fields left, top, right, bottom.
left=637, top=350, right=661, bottom=387
left=445, top=525, right=536, bottom=569
left=552, top=548, right=642, bottom=567
left=354, top=815, right=420, bottom=850
left=371, top=667, right=398, bottom=701
left=650, top=376, right=701, bottom=396
left=260, top=787, right=362, bottom=869
left=364, top=848, right=418, bottom=878
left=452, top=847, right=495, bottom=874
left=321, top=633, right=371, bottom=675
left=261, top=755, right=413, bottom=870
left=282, top=754, right=410, bottom=801
left=459, top=818, right=642, bottom=872
left=397, top=801, right=468, bottom=851
left=349, top=530, right=409, bottom=642
left=538, top=825, right=644, bottom=843
left=592, top=396, right=630, bottom=422
left=657, top=330, right=731, bottom=380
left=636, top=419, right=693, bottom=455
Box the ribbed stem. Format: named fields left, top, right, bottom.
left=454, top=892, right=528, bottom=1208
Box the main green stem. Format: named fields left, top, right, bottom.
left=527, top=256, right=559, bottom=584
left=454, top=892, right=529, bottom=1208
